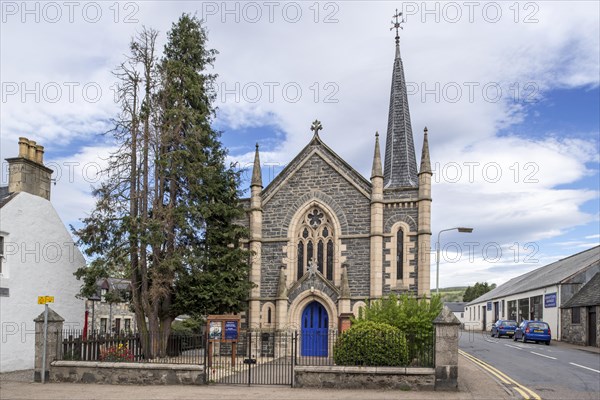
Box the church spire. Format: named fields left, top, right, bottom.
left=371, top=132, right=383, bottom=179
left=251, top=143, right=262, bottom=187
left=383, top=11, right=418, bottom=189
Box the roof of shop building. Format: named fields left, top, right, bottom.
left=562, top=272, right=600, bottom=308
left=467, top=245, right=600, bottom=306
left=444, top=302, right=467, bottom=313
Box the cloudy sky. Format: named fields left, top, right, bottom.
left=2, top=1, right=599, bottom=289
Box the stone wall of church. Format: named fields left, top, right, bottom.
left=259, top=154, right=372, bottom=295
left=341, top=237, right=371, bottom=298
left=260, top=241, right=286, bottom=298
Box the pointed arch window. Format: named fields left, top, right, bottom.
left=296, top=207, right=336, bottom=282
left=397, top=228, right=404, bottom=280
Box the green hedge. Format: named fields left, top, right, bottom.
left=333, top=321, right=408, bottom=366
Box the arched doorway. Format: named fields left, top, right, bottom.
left=301, top=301, right=329, bottom=356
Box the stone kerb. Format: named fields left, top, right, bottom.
left=34, top=307, right=64, bottom=383
left=433, top=305, right=461, bottom=391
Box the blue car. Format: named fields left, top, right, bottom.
left=514, top=320, right=551, bottom=345
left=490, top=320, right=517, bottom=338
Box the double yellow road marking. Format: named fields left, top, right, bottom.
left=459, top=349, right=541, bottom=400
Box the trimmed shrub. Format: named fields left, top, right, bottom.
left=333, top=321, right=408, bottom=366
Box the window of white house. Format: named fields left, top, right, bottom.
left=124, top=318, right=131, bottom=332
left=100, top=318, right=107, bottom=333
left=101, top=288, right=108, bottom=302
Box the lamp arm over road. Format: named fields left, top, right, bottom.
left=436, top=227, right=473, bottom=295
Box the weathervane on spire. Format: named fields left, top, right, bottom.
left=310, top=119, right=323, bottom=136
left=390, top=9, right=405, bottom=45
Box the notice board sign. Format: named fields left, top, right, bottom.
left=209, top=321, right=222, bottom=340
left=225, top=320, right=238, bottom=340
left=544, top=293, right=557, bottom=308
left=206, top=315, right=240, bottom=343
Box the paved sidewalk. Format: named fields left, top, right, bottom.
left=0, top=355, right=515, bottom=400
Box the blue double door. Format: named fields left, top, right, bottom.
left=301, top=301, right=328, bottom=356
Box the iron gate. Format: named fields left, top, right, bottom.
left=207, top=331, right=296, bottom=385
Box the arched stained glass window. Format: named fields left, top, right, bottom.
left=295, top=207, right=336, bottom=281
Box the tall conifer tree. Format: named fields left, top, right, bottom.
left=74, top=15, right=252, bottom=358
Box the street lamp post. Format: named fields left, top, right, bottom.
left=436, top=227, right=474, bottom=295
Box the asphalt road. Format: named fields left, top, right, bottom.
left=459, top=330, right=600, bottom=399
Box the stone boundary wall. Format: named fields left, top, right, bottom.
left=50, top=361, right=205, bottom=385
left=294, top=366, right=434, bottom=390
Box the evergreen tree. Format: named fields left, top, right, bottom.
left=74, top=15, right=252, bottom=358
left=463, top=282, right=497, bottom=302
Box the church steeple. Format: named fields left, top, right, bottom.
left=383, top=11, right=418, bottom=189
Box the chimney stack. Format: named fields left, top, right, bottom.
left=6, top=137, right=53, bottom=200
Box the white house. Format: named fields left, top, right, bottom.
left=444, top=302, right=467, bottom=327
left=0, top=137, right=85, bottom=372
left=465, top=246, right=600, bottom=341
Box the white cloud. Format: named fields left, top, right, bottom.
left=1, top=1, right=598, bottom=287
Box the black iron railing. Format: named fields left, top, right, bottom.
left=57, top=329, right=205, bottom=364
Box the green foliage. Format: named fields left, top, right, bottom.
left=463, top=282, right=497, bottom=302
left=437, top=287, right=467, bottom=302
left=171, top=317, right=204, bottom=335
left=333, top=321, right=408, bottom=366
left=158, top=14, right=254, bottom=317
left=62, top=349, right=81, bottom=361
left=356, top=294, right=443, bottom=337
left=354, top=294, right=442, bottom=365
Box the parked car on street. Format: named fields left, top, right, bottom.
left=514, top=320, right=551, bottom=345
left=490, top=320, right=517, bottom=338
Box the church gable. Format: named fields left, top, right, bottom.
left=262, top=134, right=371, bottom=206
left=262, top=149, right=371, bottom=239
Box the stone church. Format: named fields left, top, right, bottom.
left=241, top=32, right=432, bottom=338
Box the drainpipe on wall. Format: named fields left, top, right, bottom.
left=557, top=285, right=561, bottom=341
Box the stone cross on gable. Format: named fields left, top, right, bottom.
left=310, top=120, right=323, bottom=136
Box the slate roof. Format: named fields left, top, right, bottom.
left=562, top=272, right=600, bottom=308
left=467, top=246, right=600, bottom=305
left=444, top=302, right=466, bottom=313
left=98, top=277, right=131, bottom=292
left=0, top=186, right=17, bottom=209
left=383, top=39, right=418, bottom=189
